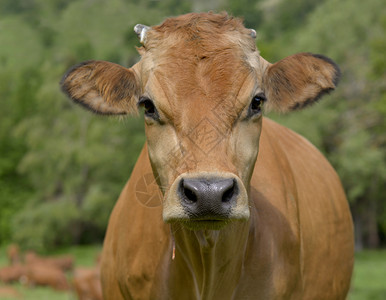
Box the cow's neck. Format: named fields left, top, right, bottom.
left=170, top=217, right=254, bottom=299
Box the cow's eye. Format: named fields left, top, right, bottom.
left=248, top=93, right=266, bottom=116
left=138, top=97, right=159, bottom=119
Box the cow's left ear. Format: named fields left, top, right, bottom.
left=61, top=60, right=141, bottom=115
left=262, top=53, right=340, bottom=113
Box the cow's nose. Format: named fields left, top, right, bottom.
left=178, top=177, right=238, bottom=218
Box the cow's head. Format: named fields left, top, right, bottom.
left=61, top=13, right=340, bottom=230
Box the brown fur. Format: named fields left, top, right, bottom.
left=25, top=263, right=70, bottom=291
left=0, top=265, right=26, bottom=283
left=25, top=251, right=74, bottom=272
left=73, top=267, right=103, bottom=300
left=263, top=53, right=340, bottom=112
left=142, top=13, right=256, bottom=129
left=61, top=61, right=140, bottom=115
left=7, top=244, right=21, bottom=266
left=61, top=12, right=353, bottom=300
left=61, top=13, right=339, bottom=118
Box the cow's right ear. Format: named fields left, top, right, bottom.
left=60, top=60, right=141, bottom=115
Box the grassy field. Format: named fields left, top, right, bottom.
left=349, top=250, right=386, bottom=300
left=0, top=245, right=385, bottom=299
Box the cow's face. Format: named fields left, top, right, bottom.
left=61, top=13, right=340, bottom=230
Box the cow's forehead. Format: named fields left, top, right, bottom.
left=141, top=12, right=258, bottom=82
left=149, top=47, right=252, bottom=101
left=138, top=14, right=260, bottom=128
left=145, top=14, right=256, bottom=66
left=147, top=12, right=254, bottom=48
left=148, top=62, right=255, bottom=132
left=143, top=51, right=256, bottom=131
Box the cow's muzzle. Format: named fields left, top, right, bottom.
left=163, top=172, right=250, bottom=229
left=179, top=177, right=237, bottom=217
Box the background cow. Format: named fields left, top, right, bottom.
left=73, top=267, right=103, bottom=300
left=7, top=244, right=21, bottom=266
left=24, top=263, right=70, bottom=291
left=24, top=251, right=74, bottom=272
left=61, top=12, right=354, bottom=300
left=0, top=265, right=26, bottom=284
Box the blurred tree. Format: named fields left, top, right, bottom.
left=0, top=15, right=44, bottom=242
left=225, top=0, right=263, bottom=29
left=0, top=0, right=384, bottom=251
left=0, top=0, right=152, bottom=250
left=262, top=0, right=386, bottom=249
left=144, top=0, right=191, bottom=15
left=260, top=0, right=324, bottom=39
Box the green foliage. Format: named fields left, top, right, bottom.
left=0, top=17, right=44, bottom=70
left=0, top=0, right=384, bottom=250
left=331, top=130, right=385, bottom=201
left=11, top=200, right=80, bottom=252
left=224, top=0, right=263, bottom=29
left=0, top=0, right=148, bottom=250
left=144, top=0, right=191, bottom=15
left=260, top=0, right=323, bottom=40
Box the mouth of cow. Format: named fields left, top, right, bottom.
left=179, top=218, right=230, bottom=230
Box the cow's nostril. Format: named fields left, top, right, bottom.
left=222, top=181, right=235, bottom=203
left=183, top=186, right=197, bottom=203
left=180, top=179, right=198, bottom=203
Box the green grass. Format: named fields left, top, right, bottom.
left=0, top=284, right=71, bottom=300
left=349, top=250, right=386, bottom=300
left=1, top=245, right=385, bottom=299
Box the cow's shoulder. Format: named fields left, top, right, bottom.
left=256, top=117, right=345, bottom=211
left=258, top=117, right=338, bottom=181
left=253, top=118, right=352, bottom=298
left=101, top=145, right=170, bottom=299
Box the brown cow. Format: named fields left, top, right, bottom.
left=73, top=267, right=103, bottom=300
left=61, top=12, right=354, bottom=300
left=24, top=263, right=70, bottom=291
left=25, top=251, right=74, bottom=272
left=0, top=265, right=26, bottom=284
left=7, top=244, right=21, bottom=266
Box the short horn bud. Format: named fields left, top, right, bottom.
left=134, top=24, right=150, bottom=44
left=249, top=29, right=257, bottom=39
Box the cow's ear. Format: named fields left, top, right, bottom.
left=61, top=60, right=141, bottom=115
left=262, top=53, right=340, bottom=113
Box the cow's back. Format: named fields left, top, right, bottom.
left=250, top=118, right=354, bottom=298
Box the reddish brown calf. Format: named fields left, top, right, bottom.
left=0, top=265, right=26, bottom=284
left=73, top=267, right=103, bottom=300
left=25, top=263, right=70, bottom=291
left=25, top=251, right=74, bottom=272
left=7, top=244, right=21, bottom=266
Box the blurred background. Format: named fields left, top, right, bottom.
left=0, top=0, right=385, bottom=299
